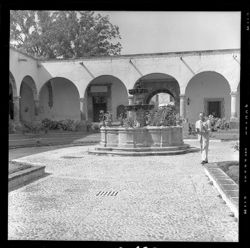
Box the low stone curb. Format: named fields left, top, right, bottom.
left=9, top=162, right=46, bottom=191
left=88, top=146, right=200, bottom=156
left=203, top=163, right=239, bottom=219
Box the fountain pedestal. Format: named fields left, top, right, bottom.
left=88, top=126, right=198, bottom=156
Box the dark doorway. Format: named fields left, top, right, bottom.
left=93, top=96, right=107, bottom=122
left=9, top=83, right=14, bottom=120
left=208, top=101, right=221, bottom=118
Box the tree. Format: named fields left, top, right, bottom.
left=10, top=10, right=122, bottom=59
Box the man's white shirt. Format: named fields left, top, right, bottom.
left=195, top=119, right=211, bottom=140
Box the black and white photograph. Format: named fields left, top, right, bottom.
left=6, top=7, right=247, bottom=245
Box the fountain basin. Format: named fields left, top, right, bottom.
left=89, top=126, right=199, bottom=156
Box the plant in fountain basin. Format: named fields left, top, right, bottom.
left=147, top=104, right=178, bottom=127
left=99, top=110, right=113, bottom=127
left=117, top=104, right=180, bottom=128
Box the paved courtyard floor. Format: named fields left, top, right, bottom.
left=8, top=140, right=239, bottom=241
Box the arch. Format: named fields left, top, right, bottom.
left=9, top=72, right=17, bottom=120
left=9, top=71, right=17, bottom=97
left=146, top=89, right=175, bottom=104
left=20, top=75, right=38, bottom=100
left=39, top=77, right=81, bottom=121
left=185, top=71, right=231, bottom=123
left=133, top=73, right=181, bottom=113
left=84, top=75, right=128, bottom=122
left=20, top=76, right=38, bottom=123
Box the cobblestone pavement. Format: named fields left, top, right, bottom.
left=8, top=140, right=239, bottom=241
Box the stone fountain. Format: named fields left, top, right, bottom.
left=88, top=81, right=197, bottom=156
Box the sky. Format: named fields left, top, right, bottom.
left=99, top=11, right=241, bottom=55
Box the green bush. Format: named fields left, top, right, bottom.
left=42, top=118, right=88, bottom=131
left=59, top=119, right=75, bottom=131
left=91, top=123, right=101, bottom=132
left=208, top=115, right=230, bottom=131
left=122, top=116, right=136, bottom=128
left=148, top=105, right=177, bottom=126
left=74, top=120, right=90, bottom=131
left=214, top=118, right=230, bottom=130
left=41, top=118, right=56, bottom=130
left=99, top=111, right=113, bottom=127
left=22, top=121, right=44, bottom=133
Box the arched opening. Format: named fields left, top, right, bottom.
left=39, top=77, right=80, bottom=121
left=148, top=91, right=175, bottom=107
left=134, top=73, right=180, bottom=112
left=20, top=76, right=37, bottom=123
left=185, top=71, right=231, bottom=124
left=9, top=72, right=17, bottom=120
left=84, top=75, right=128, bottom=122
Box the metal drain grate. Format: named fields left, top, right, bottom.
left=96, top=191, right=118, bottom=196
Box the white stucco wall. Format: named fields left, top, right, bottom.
left=185, top=72, right=231, bottom=124
left=10, top=48, right=240, bottom=123
left=39, top=78, right=80, bottom=120
left=111, top=81, right=129, bottom=120
left=38, top=50, right=240, bottom=96
left=10, top=48, right=39, bottom=96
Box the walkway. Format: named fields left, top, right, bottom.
left=8, top=140, right=239, bottom=241
left=9, top=129, right=239, bottom=149
left=9, top=131, right=100, bottom=149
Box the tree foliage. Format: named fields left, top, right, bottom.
left=10, top=11, right=122, bottom=59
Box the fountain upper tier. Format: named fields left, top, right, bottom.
left=124, top=104, right=154, bottom=112
left=128, top=88, right=148, bottom=95
left=126, top=82, right=154, bottom=111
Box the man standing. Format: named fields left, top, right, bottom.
left=195, top=112, right=211, bottom=164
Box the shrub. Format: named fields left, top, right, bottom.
left=214, top=118, right=230, bottom=130
left=91, top=123, right=101, bottom=132
left=42, top=118, right=84, bottom=131
left=207, top=115, right=230, bottom=131
left=147, top=105, right=177, bottom=126
left=22, top=121, right=44, bottom=133
left=59, top=119, right=75, bottom=131
left=74, top=120, right=86, bottom=131
left=42, top=118, right=55, bottom=130
left=208, top=115, right=217, bottom=131
left=122, top=116, right=137, bottom=128
left=99, top=111, right=113, bottom=127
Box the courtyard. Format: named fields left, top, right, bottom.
left=8, top=139, right=238, bottom=241
left=8, top=10, right=240, bottom=243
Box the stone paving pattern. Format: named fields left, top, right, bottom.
left=8, top=140, right=239, bottom=241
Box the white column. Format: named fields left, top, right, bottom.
left=80, top=97, right=87, bottom=120
left=230, top=91, right=238, bottom=120
left=179, top=94, right=186, bottom=119
left=128, top=95, right=134, bottom=118
left=13, top=96, right=21, bottom=124
left=128, top=95, right=134, bottom=105
left=34, top=99, right=40, bottom=122
left=155, top=94, right=159, bottom=107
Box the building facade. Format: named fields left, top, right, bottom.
left=9, top=47, right=240, bottom=126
